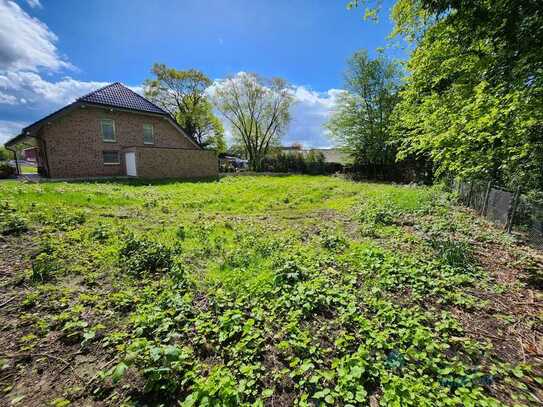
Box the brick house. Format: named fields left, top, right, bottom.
left=4, top=83, right=218, bottom=179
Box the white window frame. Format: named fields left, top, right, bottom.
left=100, top=119, right=116, bottom=143
left=143, top=123, right=154, bottom=145
left=102, top=151, right=120, bottom=165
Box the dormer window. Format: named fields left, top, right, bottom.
left=143, top=123, right=154, bottom=144
left=101, top=119, right=116, bottom=142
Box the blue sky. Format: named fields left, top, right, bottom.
left=0, top=0, right=402, bottom=147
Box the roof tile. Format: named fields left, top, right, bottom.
left=78, top=82, right=167, bottom=115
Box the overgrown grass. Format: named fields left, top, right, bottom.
left=0, top=175, right=539, bottom=406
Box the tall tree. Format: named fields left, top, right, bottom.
left=144, top=64, right=226, bottom=152
left=326, top=50, right=402, bottom=168
left=211, top=73, right=294, bottom=171
left=350, top=0, right=543, bottom=189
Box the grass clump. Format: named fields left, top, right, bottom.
left=119, top=234, right=176, bottom=275
left=0, top=202, right=28, bottom=235
left=1, top=213, right=28, bottom=236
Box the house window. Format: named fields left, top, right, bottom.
left=100, top=119, right=116, bottom=142
left=143, top=123, right=154, bottom=144
left=102, top=151, right=120, bottom=165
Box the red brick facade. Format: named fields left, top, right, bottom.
left=37, top=105, right=218, bottom=179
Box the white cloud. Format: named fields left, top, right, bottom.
left=287, top=86, right=345, bottom=148
left=0, top=0, right=70, bottom=72
left=0, top=71, right=108, bottom=108
left=0, top=1, right=102, bottom=114
left=0, top=90, right=18, bottom=104
left=25, top=0, right=41, bottom=9
left=0, top=119, right=27, bottom=144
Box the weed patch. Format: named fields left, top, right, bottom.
left=0, top=176, right=540, bottom=406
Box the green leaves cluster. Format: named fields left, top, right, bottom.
left=327, top=50, right=402, bottom=168
left=347, top=1, right=543, bottom=190
left=389, top=0, right=543, bottom=189
left=144, top=63, right=226, bottom=153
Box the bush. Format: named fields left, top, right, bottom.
left=0, top=162, right=15, bottom=179
left=183, top=366, right=241, bottom=406
left=320, top=232, right=347, bottom=251
left=0, top=213, right=28, bottom=236
left=261, top=150, right=327, bottom=174
left=273, top=257, right=308, bottom=286
left=120, top=234, right=175, bottom=275
left=176, top=225, right=186, bottom=240
left=358, top=201, right=399, bottom=227
left=90, top=224, right=110, bottom=242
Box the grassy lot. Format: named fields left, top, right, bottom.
left=19, top=165, right=38, bottom=174
left=0, top=175, right=541, bottom=406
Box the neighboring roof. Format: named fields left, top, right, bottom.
left=77, top=82, right=168, bottom=115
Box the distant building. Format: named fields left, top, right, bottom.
left=22, top=147, right=38, bottom=162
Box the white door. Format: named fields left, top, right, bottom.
left=125, top=152, right=137, bottom=176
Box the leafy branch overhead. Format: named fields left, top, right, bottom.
left=348, top=0, right=543, bottom=190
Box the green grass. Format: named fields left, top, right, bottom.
left=19, top=164, right=37, bottom=174
left=0, top=175, right=539, bottom=406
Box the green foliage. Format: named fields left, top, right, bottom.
left=261, top=149, right=327, bottom=174
left=144, top=63, right=226, bottom=152
left=326, top=50, right=402, bottom=168
left=358, top=199, right=400, bottom=236
left=90, top=223, right=110, bottom=242
left=182, top=367, right=241, bottom=406
left=0, top=145, right=11, bottom=161
left=0, top=176, right=535, bottom=405
left=388, top=1, right=543, bottom=190
left=119, top=234, right=175, bottom=275
left=430, top=237, right=474, bottom=271
left=0, top=213, right=28, bottom=235
left=0, top=162, right=15, bottom=178
left=31, top=252, right=59, bottom=282
left=176, top=225, right=186, bottom=240
left=348, top=1, right=543, bottom=190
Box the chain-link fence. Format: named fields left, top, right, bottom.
left=457, top=180, right=543, bottom=249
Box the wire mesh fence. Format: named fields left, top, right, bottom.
left=456, top=180, right=543, bottom=249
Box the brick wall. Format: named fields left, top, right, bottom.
left=134, top=147, right=218, bottom=179
left=40, top=105, right=206, bottom=178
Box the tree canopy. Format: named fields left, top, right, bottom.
left=144, top=64, right=226, bottom=153
left=350, top=0, right=543, bottom=189
left=326, top=50, right=402, bottom=168
left=211, top=73, right=294, bottom=171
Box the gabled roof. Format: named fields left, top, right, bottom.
left=77, top=82, right=168, bottom=115
left=5, top=82, right=201, bottom=149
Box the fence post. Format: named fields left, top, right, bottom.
left=481, top=181, right=492, bottom=216
left=467, top=181, right=473, bottom=208
left=506, top=186, right=521, bottom=234
left=456, top=179, right=462, bottom=199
